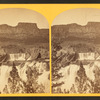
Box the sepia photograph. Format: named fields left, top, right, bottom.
left=0, top=8, right=50, bottom=94
left=52, top=8, right=100, bottom=93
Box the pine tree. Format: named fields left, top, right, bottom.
left=9, top=62, right=21, bottom=93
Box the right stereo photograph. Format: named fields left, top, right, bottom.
left=52, top=8, right=100, bottom=93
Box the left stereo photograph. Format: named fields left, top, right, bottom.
left=0, top=8, right=50, bottom=94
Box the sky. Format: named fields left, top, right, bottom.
left=52, top=8, right=100, bottom=26
left=0, top=8, right=48, bottom=29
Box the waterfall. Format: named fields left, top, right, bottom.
left=37, top=70, right=50, bottom=93
left=79, top=53, right=95, bottom=60
left=56, top=64, right=80, bottom=92
left=9, top=53, right=25, bottom=61
left=53, top=60, right=100, bottom=93
left=0, top=65, right=12, bottom=93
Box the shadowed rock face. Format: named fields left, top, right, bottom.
left=52, top=22, right=100, bottom=44
left=0, top=22, right=49, bottom=45
left=0, top=23, right=39, bottom=38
